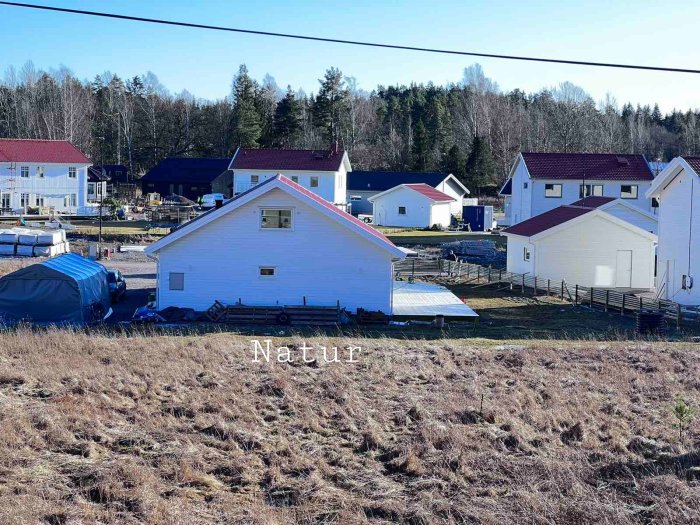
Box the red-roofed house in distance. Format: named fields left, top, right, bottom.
left=368, top=183, right=455, bottom=228
left=145, top=175, right=407, bottom=314
left=503, top=152, right=656, bottom=226
left=0, top=139, right=93, bottom=215
left=502, top=202, right=656, bottom=290
left=228, top=146, right=351, bottom=210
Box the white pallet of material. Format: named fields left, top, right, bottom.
left=0, top=244, right=16, bottom=256
left=16, top=245, right=35, bottom=256
left=33, top=244, right=62, bottom=257
left=37, top=230, right=63, bottom=246
left=0, top=230, right=18, bottom=244
left=63, top=241, right=70, bottom=253
left=18, top=231, right=42, bottom=246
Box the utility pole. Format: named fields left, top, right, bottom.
left=98, top=197, right=103, bottom=260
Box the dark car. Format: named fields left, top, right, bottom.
left=107, top=269, right=126, bottom=302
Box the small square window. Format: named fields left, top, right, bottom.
left=398, top=206, right=407, bottom=215
left=68, top=167, right=77, bottom=179
left=20, top=166, right=29, bottom=178
left=350, top=195, right=362, bottom=202
left=259, top=267, right=276, bottom=277
left=523, top=247, right=531, bottom=261
left=251, top=175, right=259, bottom=184
left=169, top=272, right=185, bottom=291
left=523, top=182, right=528, bottom=189
left=291, top=176, right=299, bottom=183
left=310, top=176, right=319, bottom=188
left=620, top=185, right=638, bottom=199
left=37, top=166, right=45, bottom=178
left=261, top=209, right=292, bottom=229
left=544, top=183, right=562, bottom=198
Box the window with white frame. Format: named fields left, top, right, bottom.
left=20, top=166, right=29, bottom=178
left=620, top=184, right=638, bottom=199
left=310, top=176, right=319, bottom=188
left=579, top=184, right=603, bottom=198
left=291, top=176, right=299, bottom=183
left=350, top=195, right=362, bottom=201
left=20, top=193, right=29, bottom=207
left=251, top=175, right=259, bottom=184
left=36, top=166, right=45, bottom=178
left=260, top=208, right=292, bottom=229
left=169, top=272, right=185, bottom=291
left=259, top=267, right=276, bottom=278
left=398, top=206, right=407, bottom=215
left=70, top=193, right=77, bottom=207
left=544, top=183, right=562, bottom=198
left=523, top=247, right=531, bottom=261
left=36, top=195, right=44, bottom=206
left=88, top=182, right=95, bottom=195
left=68, top=167, right=77, bottom=179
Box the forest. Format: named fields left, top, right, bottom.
left=0, top=61, right=698, bottom=192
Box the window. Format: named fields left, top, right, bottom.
left=620, top=184, right=638, bottom=199
left=1, top=193, right=10, bottom=210
left=398, top=206, right=407, bottom=215
left=36, top=195, right=44, bottom=207
left=580, top=184, right=603, bottom=198
left=259, top=267, right=276, bottom=278
left=523, top=247, right=531, bottom=261
left=70, top=193, right=77, bottom=207
left=20, top=193, right=29, bottom=207
left=350, top=195, right=362, bottom=202
left=291, top=176, right=299, bottom=183
left=251, top=175, right=259, bottom=184
left=20, top=166, right=29, bottom=178
left=523, top=182, right=528, bottom=189
left=68, top=167, right=77, bottom=179
left=88, top=182, right=95, bottom=195
left=169, top=272, right=185, bottom=291
left=310, top=176, right=319, bottom=188
left=36, top=166, right=44, bottom=178
left=544, top=183, right=562, bottom=198
left=261, top=208, right=292, bottom=229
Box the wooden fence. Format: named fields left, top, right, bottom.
left=394, top=258, right=690, bottom=327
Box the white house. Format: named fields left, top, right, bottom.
left=569, top=196, right=658, bottom=234
left=646, top=156, right=700, bottom=304
left=502, top=204, right=657, bottom=290
left=504, top=152, right=655, bottom=226
left=229, top=146, right=351, bottom=209
left=0, top=139, right=92, bottom=215
left=369, top=184, right=454, bottom=228
left=145, top=175, right=406, bottom=313
left=347, top=171, right=469, bottom=216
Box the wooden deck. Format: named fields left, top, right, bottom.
left=392, top=281, right=478, bottom=319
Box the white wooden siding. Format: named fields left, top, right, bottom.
left=155, top=188, right=395, bottom=312
left=371, top=187, right=441, bottom=227
left=233, top=165, right=347, bottom=204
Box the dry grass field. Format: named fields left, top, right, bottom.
left=0, top=329, right=699, bottom=524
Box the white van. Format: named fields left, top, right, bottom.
left=200, top=193, right=226, bottom=209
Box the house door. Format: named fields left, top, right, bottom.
left=615, top=250, right=633, bottom=288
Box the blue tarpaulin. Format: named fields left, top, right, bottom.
left=0, top=253, right=111, bottom=325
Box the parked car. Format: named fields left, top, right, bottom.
left=107, top=269, right=126, bottom=302
left=200, top=193, right=226, bottom=209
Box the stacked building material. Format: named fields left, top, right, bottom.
left=0, top=228, right=70, bottom=257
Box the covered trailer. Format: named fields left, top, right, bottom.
left=462, top=205, right=494, bottom=231
left=0, top=253, right=111, bottom=325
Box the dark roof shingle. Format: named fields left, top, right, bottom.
left=569, top=196, right=616, bottom=208
left=230, top=148, right=345, bottom=171
left=503, top=206, right=594, bottom=237
left=141, top=158, right=230, bottom=184
left=0, top=138, right=90, bottom=163
left=683, top=157, right=700, bottom=174
left=348, top=171, right=447, bottom=191
left=521, top=153, right=653, bottom=181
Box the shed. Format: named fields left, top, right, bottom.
left=502, top=205, right=657, bottom=290
left=0, top=253, right=111, bottom=325
left=368, top=184, right=455, bottom=228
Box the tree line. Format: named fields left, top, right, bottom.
left=0, top=61, right=698, bottom=192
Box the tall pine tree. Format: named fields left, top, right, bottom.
left=412, top=120, right=429, bottom=170
left=312, top=67, right=349, bottom=146
left=231, top=64, right=262, bottom=147
left=464, top=136, right=496, bottom=194
left=273, top=86, right=302, bottom=147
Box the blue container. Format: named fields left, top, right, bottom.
left=462, top=205, right=494, bottom=232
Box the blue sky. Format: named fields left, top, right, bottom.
left=0, top=0, right=698, bottom=112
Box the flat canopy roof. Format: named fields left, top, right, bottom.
left=392, top=281, right=478, bottom=319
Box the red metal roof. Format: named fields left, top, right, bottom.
left=0, top=139, right=90, bottom=163
left=569, top=196, right=616, bottom=208
left=278, top=175, right=397, bottom=248
left=404, top=183, right=455, bottom=202
left=230, top=148, right=345, bottom=171
left=503, top=205, right=594, bottom=237
left=521, top=153, right=653, bottom=181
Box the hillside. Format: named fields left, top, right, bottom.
left=0, top=329, right=699, bottom=524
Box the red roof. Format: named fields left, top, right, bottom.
left=521, top=153, right=653, bottom=181
left=569, top=196, right=616, bottom=208
left=0, top=139, right=90, bottom=163
left=278, top=175, right=397, bottom=248
left=404, top=183, right=455, bottom=202
left=503, top=205, right=594, bottom=237
left=230, top=148, right=346, bottom=171
left=683, top=157, right=700, bottom=174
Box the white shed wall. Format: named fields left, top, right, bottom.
left=371, top=188, right=432, bottom=227
left=429, top=202, right=453, bottom=228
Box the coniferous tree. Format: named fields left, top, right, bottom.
left=312, top=67, right=349, bottom=145
left=273, top=87, right=302, bottom=147
left=412, top=120, right=429, bottom=170
left=231, top=64, right=262, bottom=147
left=442, top=144, right=466, bottom=181
left=464, top=135, right=496, bottom=193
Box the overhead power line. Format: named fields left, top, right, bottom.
left=1, top=1, right=699, bottom=75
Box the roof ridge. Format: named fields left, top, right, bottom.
left=0, top=138, right=72, bottom=142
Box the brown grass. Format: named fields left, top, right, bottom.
left=0, top=328, right=698, bottom=523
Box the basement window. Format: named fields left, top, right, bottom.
left=544, top=183, right=562, bottom=198
left=620, top=185, right=638, bottom=199
left=523, top=247, right=531, bottom=261
left=398, top=206, right=407, bottom=215
left=261, top=208, right=292, bottom=229
left=169, top=272, right=185, bottom=291
left=310, top=176, right=319, bottom=188
left=259, top=267, right=276, bottom=278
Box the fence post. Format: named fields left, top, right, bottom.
left=605, top=290, right=609, bottom=312
left=547, top=279, right=551, bottom=297
left=575, top=285, right=579, bottom=305
left=521, top=274, right=525, bottom=294
left=499, top=269, right=503, bottom=281
left=533, top=276, right=537, bottom=296
left=677, top=303, right=682, bottom=329
left=561, top=281, right=564, bottom=300
left=488, top=266, right=492, bottom=282
left=590, top=287, right=594, bottom=307
left=412, top=258, right=415, bottom=278
left=621, top=294, right=625, bottom=316
left=639, top=296, right=643, bottom=312
left=477, top=266, right=481, bottom=282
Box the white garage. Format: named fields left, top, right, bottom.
left=502, top=205, right=657, bottom=290
left=369, top=183, right=454, bottom=228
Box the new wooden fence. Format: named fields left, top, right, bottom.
left=394, top=258, right=690, bottom=327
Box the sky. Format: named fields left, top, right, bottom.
left=0, top=0, right=698, bottom=113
